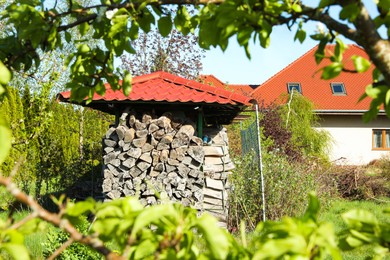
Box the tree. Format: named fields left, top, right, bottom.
left=0, top=1, right=388, bottom=107
left=120, top=28, right=204, bottom=79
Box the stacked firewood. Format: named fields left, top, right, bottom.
left=102, top=112, right=205, bottom=209
left=202, top=127, right=234, bottom=228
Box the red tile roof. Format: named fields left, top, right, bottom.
left=251, top=44, right=375, bottom=112
left=199, top=75, right=255, bottom=97
left=58, top=71, right=253, bottom=106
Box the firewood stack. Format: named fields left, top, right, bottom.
left=202, top=127, right=234, bottom=228
left=101, top=111, right=205, bottom=209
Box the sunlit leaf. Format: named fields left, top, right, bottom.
left=0, top=61, right=11, bottom=85
left=352, top=55, right=371, bottom=72
left=321, top=62, right=343, bottom=79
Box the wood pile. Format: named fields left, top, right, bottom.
left=101, top=111, right=205, bottom=209
left=202, top=127, right=234, bottom=227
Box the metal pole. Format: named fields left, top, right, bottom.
left=255, top=104, right=266, bottom=222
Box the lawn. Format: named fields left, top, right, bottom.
left=319, top=199, right=390, bottom=260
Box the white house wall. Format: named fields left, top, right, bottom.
left=316, top=115, right=390, bottom=165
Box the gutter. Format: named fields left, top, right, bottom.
left=314, top=110, right=386, bottom=116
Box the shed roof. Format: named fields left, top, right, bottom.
left=57, top=71, right=254, bottom=124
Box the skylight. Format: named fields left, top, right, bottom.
left=287, top=83, right=302, bottom=94
left=331, top=83, right=346, bottom=95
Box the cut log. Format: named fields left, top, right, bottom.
left=190, top=136, right=203, bottom=146
left=136, top=129, right=148, bottom=138
left=132, top=137, right=147, bottom=148
left=105, top=127, right=116, bottom=139
left=142, top=114, right=152, bottom=124
left=204, top=156, right=231, bottom=165
left=203, top=146, right=227, bottom=156
left=137, top=161, right=151, bottom=172
left=116, top=126, right=126, bottom=140
left=148, top=123, right=159, bottom=133
left=122, top=157, right=136, bottom=169
left=104, top=139, right=117, bottom=147
left=205, top=178, right=224, bottom=190
left=124, top=128, right=135, bottom=143
left=128, top=115, right=136, bottom=128
left=203, top=162, right=235, bottom=172
left=187, top=146, right=205, bottom=163
left=159, top=150, right=169, bottom=162
left=142, top=143, right=154, bottom=153
left=203, top=188, right=224, bottom=200
left=127, top=147, right=142, bottom=159
left=152, top=129, right=165, bottom=140
left=140, top=153, right=153, bottom=164
left=135, top=121, right=146, bottom=130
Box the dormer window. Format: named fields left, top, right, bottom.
left=331, top=83, right=346, bottom=95
left=287, top=83, right=302, bottom=94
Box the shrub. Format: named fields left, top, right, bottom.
left=228, top=151, right=336, bottom=231
left=42, top=216, right=102, bottom=259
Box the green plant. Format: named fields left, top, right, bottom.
left=43, top=215, right=102, bottom=260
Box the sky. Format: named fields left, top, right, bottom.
left=200, top=0, right=380, bottom=85
left=200, top=24, right=319, bottom=85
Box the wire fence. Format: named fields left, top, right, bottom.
left=240, top=120, right=260, bottom=161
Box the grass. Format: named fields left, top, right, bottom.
left=319, top=199, right=390, bottom=260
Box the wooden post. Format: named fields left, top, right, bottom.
left=197, top=107, right=203, bottom=138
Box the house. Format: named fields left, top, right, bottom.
left=250, top=44, right=390, bottom=165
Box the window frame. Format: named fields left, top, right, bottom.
left=331, top=82, right=347, bottom=95
left=372, top=129, right=390, bottom=150
left=287, top=82, right=302, bottom=94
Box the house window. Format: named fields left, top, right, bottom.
left=287, top=83, right=302, bottom=94
left=372, top=129, right=390, bottom=150
left=331, top=83, right=346, bottom=95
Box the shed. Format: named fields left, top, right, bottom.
left=57, top=71, right=254, bottom=227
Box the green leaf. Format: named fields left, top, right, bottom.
left=339, top=3, right=360, bottom=22
left=321, top=62, right=343, bottom=79
left=303, top=192, right=320, bottom=220
left=130, top=204, right=176, bottom=238
left=342, top=209, right=378, bottom=229
left=291, top=3, right=302, bottom=12
left=79, top=22, right=90, bottom=36
left=365, top=84, right=388, bottom=99
left=378, top=0, right=390, bottom=10
left=352, top=55, right=371, bottom=72
left=195, top=213, right=230, bottom=259
left=0, top=61, right=11, bottom=85
left=319, top=0, right=335, bottom=8
left=122, top=71, right=132, bottom=96
left=294, top=29, right=306, bottom=43
left=66, top=198, right=95, bottom=217
left=158, top=16, right=172, bottom=37
left=0, top=244, right=30, bottom=260
left=0, top=117, right=12, bottom=165
left=65, top=31, right=72, bottom=43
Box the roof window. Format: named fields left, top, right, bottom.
left=287, top=83, right=302, bottom=94
left=331, top=83, right=346, bottom=95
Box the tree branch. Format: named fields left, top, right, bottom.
left=0, top=174, right=123, bottom=260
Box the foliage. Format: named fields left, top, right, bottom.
left=229, top=151, right=336, bottom=229
left=329, top=162, right=390, bottom=201
left=43, top=216, right=102, bottom=259
left=0, top=85, right=112, bottom=203
left=1, top=181, right=389, bottom=260
left=278, top=93, right=333, bottom=162
left=120, top=28, right=204, bottom=79
left=0, top=0, right=388, bottom=116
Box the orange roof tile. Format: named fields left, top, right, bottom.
left=199, top=75, right=255, bottom=97
left=59, top=71, right=253, bottom=106
left=251, top=44, right=375, bottom=112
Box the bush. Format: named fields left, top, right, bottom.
left=228, top=151, right=337, bottom=230
left=330, top=159, right=390, bottom=200
left=43, top=216, right=102, bottom=259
